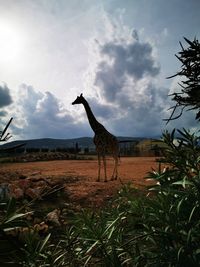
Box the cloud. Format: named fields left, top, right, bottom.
left=0, top=84, right=12, bottom=108
left=0, top=111, right=7, bottom=118
left=83, top=11, right=199, bottom=137
left=84, top=18, right=167, bottom=136
left=95, top=33, right=160, bottom=102
left=12, top=84, right=90, bottom=139
left=87, top=96, right=118, bottom=120
left=1, top=6, right=197, bottom=140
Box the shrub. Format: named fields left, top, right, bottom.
left=60, top=129, right=200, bottom=266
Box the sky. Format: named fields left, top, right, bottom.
left=0, top=0, right=199, bottom=140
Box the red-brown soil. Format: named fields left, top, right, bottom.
left=0, top=157, right=159, bottom=207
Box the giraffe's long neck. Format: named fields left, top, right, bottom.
left=82, top=100, right=105, bottom=133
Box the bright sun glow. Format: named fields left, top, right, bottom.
left=0, top=19, right=25, bottom=66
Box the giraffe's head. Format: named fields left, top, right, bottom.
left=72, top=93, right=85, bottom=105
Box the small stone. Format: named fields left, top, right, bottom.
left=8, top=184, right=24, bottom=199
left=46, top=209, right=61, bottom=226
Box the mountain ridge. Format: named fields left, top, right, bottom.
left=0, top=136, right=147, bottom=150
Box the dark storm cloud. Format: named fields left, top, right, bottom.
left=95, top=36, right=160, bottom=101
left=112, top=84, right=169, bottom=137
left=0, top=84, right=12, bottom=108
left=0, top=111, right=7, bottom=117
left=91, top=31, right=167, bottom=136
left=102, top=41, right=159, bottom=78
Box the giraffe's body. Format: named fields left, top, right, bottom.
left=72, top=94, right=119, bottom=182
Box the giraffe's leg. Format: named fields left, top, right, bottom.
left=96, top=154, right=101, bottom=182
left=111, top=156, right=118, bottom=180
left=114, top=156, right=118, bottom=180
left=102, top=155, right=107, bottom=182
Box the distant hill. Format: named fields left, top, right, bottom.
left=0, top=136, right=146, bottom=150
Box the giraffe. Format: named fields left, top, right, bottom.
left=72, top=93, right=119, bottom=182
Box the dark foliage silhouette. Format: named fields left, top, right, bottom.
left=166, top=37, right=200, bottom=122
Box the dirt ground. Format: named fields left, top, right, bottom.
left=0, top=157, right=159, bottom=207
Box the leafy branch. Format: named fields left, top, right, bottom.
left=0, top=117, right=13, bottom=142
left=0, top=118, right=26, bottom=152
left=165, top=37, right=200, bottom=123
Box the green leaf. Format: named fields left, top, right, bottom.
left=177, top=199, right=184, bottom=215
left=6, top=198, right=16, bottom=217
left=187, top=229, right=192, bottom=244
left=188, top=206, right=197, bottom=223
left=172, top=180, right=193, bottom=187
left=85, top=240, right=99, bottom=256
left=53, top=251, right=67, bottom=264
left=39, top=233, right=51, bottom=253
left=5, top=212, right=30, bottom=224
left=103, top=214, right=123, bottom=237
left=107, top=226, right=116, bottom=240
left=177, top=246, right=184, bottom=261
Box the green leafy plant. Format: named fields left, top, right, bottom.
left=60, top=186, right=149, bottom=267
left=0, top=197, right=68, bottom=266
left=61, top=129, right=200, bottom=266
left=144, top=128, right=200, bottom=266
left=0, top=198, right=31, bottom=266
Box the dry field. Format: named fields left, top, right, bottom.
left=0, top=157, right=159, bottom=207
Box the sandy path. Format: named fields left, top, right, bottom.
left=0, top=157, right=159, bottom=206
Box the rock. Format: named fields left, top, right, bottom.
left=34, top=222, right=48, bottom=233
left=8, top=184, right=24, bottom=199
left=17, top=179, right=31, bottom=190
left=46, top=209, right=61, bottom=226
left=25, top=187, right=43, bottom=199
